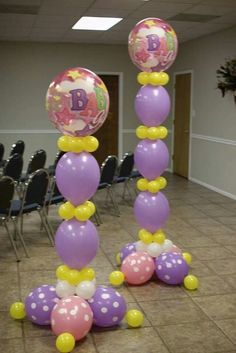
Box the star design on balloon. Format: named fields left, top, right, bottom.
left=97, top=81, right=108, bottom=93
left=135, top=49, right=150, bottom=63
left=144, top=20, right=156, bottom=27
left=55, top=106, right=74, bottom=125
left=67, top=70, right=82, bottom=80
left=53, top=95, right=61, bottom=101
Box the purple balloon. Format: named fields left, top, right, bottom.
left=56, top=152, right=100, bottom=206
left=155, top=252, right=189, bottom=285
left=120, top=242, right=137, bottom=262
left=134, top=191, right=170, bottom=233
left=88, top=286, right=127, bottom=327
left=135, top=86, right=170, bottom=126
left=25, top=285, right=59, bottom=325
left=55, top=219, right=99, bottom=269
left=134, top=139, right=169, bottom=180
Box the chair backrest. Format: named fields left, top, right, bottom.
left=0, top=143, right=4, bottom=162
left=0, top=176, right=15, bottom=214
left=3, top=153, right=23, bottom=181
left=100, top=155, right=118, bottom=184
left=117, top=152, right=134, bottom=178
left=10, top=140, right=25, bottom=156
left=27, top=149, right=47, bottom=175
left=53, top=151, right=65, bottom=168
left=23, top=169, right=50, bottom=207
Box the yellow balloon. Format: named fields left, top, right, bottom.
left=147, top=180, right=160, bottom=193
left=149, top=72, right=161, bottom=85
left=125, top=309, right=144, bottom=327
left=56, top=333, right=75, bottom=353
left=69, top=137, right=84, bottom=153
left=137, top=72, right=150, bottom=85
left=80, top=267, right=95, bottom=281
left=137, top=178, right=148, bottom=191
left=136, top=125, right=148, bottom=139
left=109, top=271, right=125, bottom=286
left=83, top=136, right=99, bottom=152
left=147, top=127, right=159, bottom=140
left=156, top=176, right=167, bottom=189
left=158, top=126, right=168, bottom=139
left=116, top=253, right=121, bottom=266
left=66, top=269, right=81, bottom=285
left=182, top=252, right=192, bottom=265
left=85, top=201, right=96, bottom=216
left=153, top=230, right=166, bottom=244
left=159, top=72, right=169, bottom=85
left=56, top=265, right=70, bottom=281
left=57, top=136, right=70, bottom=152
left=184, top=275, right=199, bottom=290
left=74, top=205, right=90, bottom=221
left=58, top=202, right=75, bottom=220
left=138, top=229, right=153, bottom=244
left=10, top=302, right=26, bottom=320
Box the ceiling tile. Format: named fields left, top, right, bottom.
left=184, top=4, right=233, bottom=16
left=0, top=0, right=41, bottom=4
left=128, top=9, right=180, bottom=20
left=0, top=13, right=36, bottom=26
left=39, top=0, right=91, bottom=15
left=34, top=15, right=77, bottom=29
left=209, top=14, right=236, bottom=24
left=92, top=0, right=142, bottom=10
left=84, top=8, right=129, bottom=18
left=200, top=0, right=236, bottom=7
left=140, top=1, right=193, bottom=12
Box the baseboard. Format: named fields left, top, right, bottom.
left=189, top=176, right=236, bottom=201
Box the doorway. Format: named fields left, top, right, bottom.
left=93, top=74, right=119, bottom=166
left=173, top=72, right=192, bottom=178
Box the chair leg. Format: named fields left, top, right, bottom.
left=43, top=208, right=55, bottom=241
left=38, top=210, right=54, bottom=246
left=12, top=219, right=30, bottom=258
left=108, top=186, right=120, bottom=216
left=4, top=222, right=21, bottom=262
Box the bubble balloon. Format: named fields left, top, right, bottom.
left=128, top=18, right=178, bottom=72
left=46, top=67, right=109, bottom=136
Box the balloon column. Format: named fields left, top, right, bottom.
left=110, top=18, right=199, bottom=291
left=9, top=67, right=144, bottom=353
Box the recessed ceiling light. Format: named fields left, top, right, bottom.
left=72, top=16, right=123, bottom=31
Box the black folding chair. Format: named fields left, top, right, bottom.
left=96, top=155, right=120, bottom=216
left=0, top=176, right=29, bottom=261
left=11, top=169, right=54, bottom=246
left=114, top=152, right=134, bottom=200
left=21, top=149, right=47, bottom=182
left=3, top=153, right=23, bottom=182
left=10, top=140, right=25, bottom=157
left=0, top=143, right=5, bottom=168
left=47, top=151, right=65, bottom=177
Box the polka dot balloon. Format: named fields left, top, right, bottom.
left=51, top=296, right=93, bottom=341
left=120, top=242, right=137, bottom=262
left=155, top=252, right=189, bottom=285
left=25, top=285, right=59, bottom=325
left=88, top=286, right=126, bottom=327
left=121, top=252, right=155, bottom=285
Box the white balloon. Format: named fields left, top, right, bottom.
left=56, top=280, right=75, bottom=298
left=162, top=239, right=173, bottom=252
left=136, top=240, right=148, bottom=252
left=147, top=242, right=162, bottom=258
left=76, top=281, right=96, bottom=300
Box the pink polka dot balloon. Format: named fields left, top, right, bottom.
left=25, top=285, right=59, bottom=325
left=51, top=296, right=93, bottom=341
left=155, top=252, right=189, bottom=285
left=88, top=286, right=127, bottom=327
left=121, top=252, right=155, bottom=285
left=46, top=67, right=109, bottom=137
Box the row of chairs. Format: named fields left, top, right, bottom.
left=0, top=140, right=25, bottom=168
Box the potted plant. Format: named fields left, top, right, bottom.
left=217, top=58, right=236, bottom=103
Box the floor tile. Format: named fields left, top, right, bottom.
left=203, top=258, right=236, bottom=275
left=0, top=338, right=25, bottom=353
left=187, top=246, right=235, bottom=260
left=157, top=321, right=235, bottom=353
left=185, top=275, right=235, bottom=297
left=194, top=293, right=236, bottom=320
left=0, top=312, right=23, bottom=339
left=215, top=319, right=236, bottom=345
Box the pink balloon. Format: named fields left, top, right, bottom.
left=134, top=140, right=169, bottom=180
left=121, top=252, right=155, bottom=285
left=56, top=152, right=100, bottom=206
left=51, top=296, right=93, bottom=340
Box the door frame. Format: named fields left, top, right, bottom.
left=96, top=71, right=123, bottom=160
left=171, top=70, right=194, bottom=179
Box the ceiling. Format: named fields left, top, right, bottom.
left=0, top=0, right=235, bottom=44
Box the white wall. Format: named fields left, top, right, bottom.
left=169, top=25, right=236, bottom=198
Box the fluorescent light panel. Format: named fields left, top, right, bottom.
left=72, top=16, right=123, bottom=31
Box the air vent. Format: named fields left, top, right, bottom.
left=168, top=13, right=220, bottom=23
left=0, top=4, right=39, bottom=15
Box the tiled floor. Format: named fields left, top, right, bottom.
left=1, top=173, right=236, bottom=353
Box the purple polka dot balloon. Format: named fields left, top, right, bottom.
left=155, top=252, right=189, bottom=285
left=120, top=242, right=137, bottom=262
left=25, top=285, right=59, bottom=325
left=88, top=286, right=127, bottom=327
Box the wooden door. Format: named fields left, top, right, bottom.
left=92, top=75, right=119, bottom=166
left=173, top=73, right=191, bottom=178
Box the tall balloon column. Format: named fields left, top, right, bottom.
left=9, top=68, right=144, bottom=353
left=109, top=18, right=199, bottom=291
